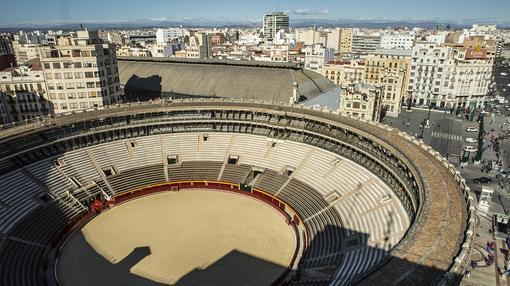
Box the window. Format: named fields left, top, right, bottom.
left=58, top=93, right=66, bottom=99
left=74, top=62, right=82, bottom=68
left=54, top=73, right=62, bottom=79
left=67, top=92, right=76, bottom=99
left=88, top=91, right=97, bottom=98
left=60, top=103, right=68, bottom=110
left=48, top=84, right=55, bottom=90
left=69, top=102, right=78, bottom=109
left=64, top=72, right=73, bottom=79
left=52, top=63, right=61, bottom=69
left=45, top=73, right=53, bottom=79
left=83, top=61, right=92, bottom=68
left=65, top=83, right=75, bottom=89
left=44, top=63, right=51, bottom=69
left=86, top=82, right=95, bottom=88
left=56, top=83, right=64, bottom=90
left=79, top=102, right=88, bottom=108
left=63, top=62, right=73, bottom=68
left=76, top=82, right=85, bottom=89
left=85, top=72, right=94, bottom=78
left=78, top=91, right=86, bottom=98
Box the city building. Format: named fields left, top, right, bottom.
left=409, top=41, right=493, bottom=109
left=39, top=30, right=121, bottom=113
left=380, top=31, right=415, bottom=50
left=156, top=28, right=188, bottom=43
left=351, top=33, right=381, bottom=54
left=303, top=44, right=334, bottom=73
left=263, top=12, right=289, bottom=40
left=408, top=42, right=452, bottom=107
left=339, top=82, right=382, bottom=121
left=0, top=64, right=52, bottom=123
left=12, top=41, right=40, bottom=64
left=364, top=49, right=413, bottom=117
left=339, top=29, right=353, bottom=54
left=322, top=60, right=366, bottom=85
left=0, top=35, right=16, bottom=70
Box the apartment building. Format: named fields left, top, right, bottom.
left=263, top=12, right=289, bottom=40
left=155, top=28, right=188, bottom=43
left=303, top=44, right=334, bottom=73
left=408, top=42, right=451, bottom=107
left=39, top=30, right=121, bottom=113
left=339, top=29, right=353, bottom=54
left=12, top=41, right=40, bottom=64
left=364, top=49, right=412, bottom=117
left=339, top=82, right=382, bottom=121
left=0, top=65, right=52, bottom=123
left=409, top=42, right=493, bottom=109
left=322, top=60, right=365, bottom=86
left=352, top=32, right=381, bottom=54
left=380, top=32, right=415, bottom=50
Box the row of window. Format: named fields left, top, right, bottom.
left=43, top=59, right=116, bottom=70
left=55, top=101, right=101, bottom=110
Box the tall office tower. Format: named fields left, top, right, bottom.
left=263, top=12, right=289, bottom=40
left=39, top=30, right=121, bottom=113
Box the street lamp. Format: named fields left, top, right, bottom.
left=419, top=102, right=434, bottom=139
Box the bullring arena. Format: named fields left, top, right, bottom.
left=0, top=99, right=475, bottom=285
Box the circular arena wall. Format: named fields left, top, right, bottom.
left=0, top=99, right=474, bottom=286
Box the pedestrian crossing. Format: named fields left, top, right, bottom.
left=431, top=132, right=462, bottom=141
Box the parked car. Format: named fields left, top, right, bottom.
left=465, top=137, right=478, bottom=143
left=463, top=146, right=478, bottom=152
left=465, top=127, right=478, bottom=132
left=498, top=170, right=510, bottom=179
left=472, top=177, right=492, bottom=184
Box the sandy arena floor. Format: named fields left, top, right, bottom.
left=58, top=190, right=297, bottom=286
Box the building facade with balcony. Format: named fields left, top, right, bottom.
left=39, top=30, right=121, bottom=113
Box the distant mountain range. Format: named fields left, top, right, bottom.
left=1, top=17, right=509, bottom=32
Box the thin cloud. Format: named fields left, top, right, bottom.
left=287, top=8, right=329, bottom=16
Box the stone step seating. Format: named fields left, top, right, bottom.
left=301, top=208, right=344, bottom=269
left=57, top=150, right=100, bottom=185
left=0, top=239, right=46, bottom=286
left=254, top=169, right=289, bottom=195
left=220, top=164, right=251, bottom=183
left=108, top=164, right=166, bottom=194
left=90, top=141, right=132, bottom=172
left=164, top=133, right=231, bottom=162
left=168, top=161, right=223, bottom=182
left=329, top=246, right=387, bottom=286
left=277, top=179, right=329, bottom=219
left=24, top=159, right=75, bottom=197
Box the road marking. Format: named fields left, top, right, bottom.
left=431, top=132, right=462, bottom=141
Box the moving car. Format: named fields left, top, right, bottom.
left=465, top=137, right=478, bottom=143
left=465, top=127, right=478, bottom=132
left=472, top=177, right=492, bottom=184
left=463, top=146, right=478, bottom=152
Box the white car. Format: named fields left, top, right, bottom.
left=463, top=146, right=478, bottom=152
left=465, top=137, right=478, bottom=143
left=465, top=127, right=478, bottom=132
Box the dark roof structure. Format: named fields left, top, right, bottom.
left=117, top=57, right=335, bottom=103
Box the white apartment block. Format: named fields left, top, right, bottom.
left=439, top=48, right=493, bottom=108
left=303, top=44, right=334, bottom=74
left=0, top=65, right=53, bottom=122
left=295, top=29, right=326, bottom=46
left=409, top=42, right=451, bottom=107
left=39, top=30, right=121, bottom=113
left=409, top=42, right=493, bottom=109
left=156, top=28, right=188, bottom=43
left=351, top=32, right=381, bottom=54
left=380, top=32, right=415, bottom=50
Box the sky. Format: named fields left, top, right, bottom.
left=2, top=0, right=509, bottom=25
